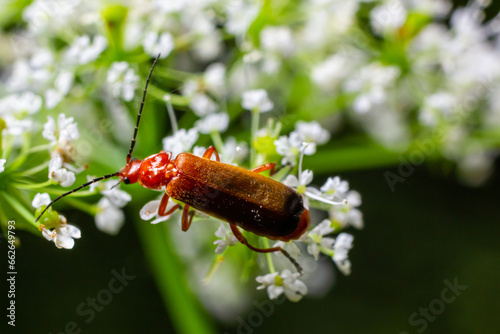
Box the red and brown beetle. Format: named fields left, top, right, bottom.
left=36, top=55, right=309, bottom=273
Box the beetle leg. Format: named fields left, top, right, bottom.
left=229, top=223, right=303, bottom=274
left=251, top=163, right=276, bottom=176
left=181, top=204, right=195, bottom=232
left=158, top=193, right=179, bottom=216
left=203, top=145, right=220, bottom=162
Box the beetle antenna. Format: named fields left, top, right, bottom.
left=126, top=53, right=161, bottom=164
left=280, top=249, right=303, bottom=275
left=35, top=172, right=120, bottom=224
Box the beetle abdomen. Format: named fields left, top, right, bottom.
left=167, top=153, right=307, bottom=239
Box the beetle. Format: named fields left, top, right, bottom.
left=36, top=54, right=309, bottom=273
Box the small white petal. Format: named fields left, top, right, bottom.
left=32, top=193, right=51, bottom=208
left=59, top=224, right=81, bottom=239
left=241, top=89, right=274, bottom=112
left=102, top=180, right=132, bottom=207
left=283, top=175, right=299, bottom=187
left=42, top=116, right=56, bottom=142
left=143, top=32, right=174, bottom=58
left=55, top=235, right=75, bottom=249
left=299, top=170, right=314, bottom=186
left=162, top=128, right=199, bottom=157
left=195, top=113, right=229, bottom=134
left=95, top=198, right=125, bottom=235
left=140, top=200, right=161, bottom=220
left=284, top=279, right=308, bottom=302
left=267, top=285, right=284, bottom=300
left=42, top=229, right=54, bottom=241
left=189, top=93, right=217, bottom=117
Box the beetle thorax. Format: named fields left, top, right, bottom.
left=138, top=152, right=176, bottom=190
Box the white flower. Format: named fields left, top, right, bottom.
left=260, top=26, right=295, bottom=57
left=225, top=1, right=260, bottom=36
left=162, top=128, right=199, bottom=158
left=213, top=223, right=238, bottom=254
left=300, top=219, right=335, bottom=260
left=154, top=0, right=184, bottom=13
left=370, top=0, right=407, bottom=35
left=192, top=29, right=222, bottom=62
left=140, top=198, right=178, bottom=224
left=0, top=91, right=42, bottom=115
left=294, top=121, right=330, bottom=145
left=195, top=113, right=229, bottom=134
left=44, top=70, right=75, bottom=109
left=241, top=89, right=274, bottom=112
left=23, top=0, right=79, bottom=33
left=48, top=154, right=76, bottom=187
left=42, top=113, right=80, bottom=144
left=329, top=191, right=363, bottom=229
left=284, top=169, right=314, bottom=192
left=204, top=63, right=226, bottom=96
left=301, top=1, right=359, bottom=48
left=333, top=233, right=354, bottom=275
left=7, top=50, right=53, bottom=92
left=320, top=176, right=349, bottom=201
left=283, top=169, right=315, bottom=207
left=107, top=62, right=139, bottom=101
left=101, top=180, right=132, bottom=207
left=65, top=35, right=107, bottom=65
left=189, top=93, right=218, bottom=117
left=344, top=62, right=400, bottom=114
left=0, top=159, right=5, bottom=173
left=256, top=269, right=308, bottom=302
left=419, top=92, right=456, bottom=126
left=311, top=54, right=352, bottom=91
left=41, top=215, right=81, bottom=250
left=285, top=169, right=347, bottom=208
left=274, top=132, right=316, bottom=166
left=95, top=198, right=125, bottom=235
left=221, top=137, right=249, bottom=164
left=32, top=193, right=51, bottom=208
left=44, top=89, right=64, bottom=110
left=409, top=0, right=451, bottom=18
left=143, top=31, right=175, bottom=59
left=192, top=145, right=207, bottom=157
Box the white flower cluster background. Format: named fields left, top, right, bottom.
left=0, top=0, right=499, bottom=332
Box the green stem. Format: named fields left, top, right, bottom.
left=16, top=160, right=50, bottom=177
left=8, top=133, right=31, bottom=171
left=65, top=198, right=98, bottom=216
left=135, top=220, right=216, bottom=334
left=250, top=108, right=260, bottom=168
left=262, top=238, right=276, bottom=273
left=148, top=85, right=190, bottom=107
left=27, top=144, right=51, bottom=154
left=203, top=254, right=225, bottom=284
left=165, top=97, right=179, bottom=133
left=13, top=180, right=53, bottom=189
left=37, top=188, right=97, bottom=197
left=2, top=134, right=13, bottom=160
left=0, top=191, right=37, bottom=228
left=319, top=245, right=334, bottom=258
left=210, top=131, right=225, bottom=155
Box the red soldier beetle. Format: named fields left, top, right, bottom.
left=36, top=54, right=309, bottom=274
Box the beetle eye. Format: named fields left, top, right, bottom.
left=123, top=177, right=131, bottom=185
